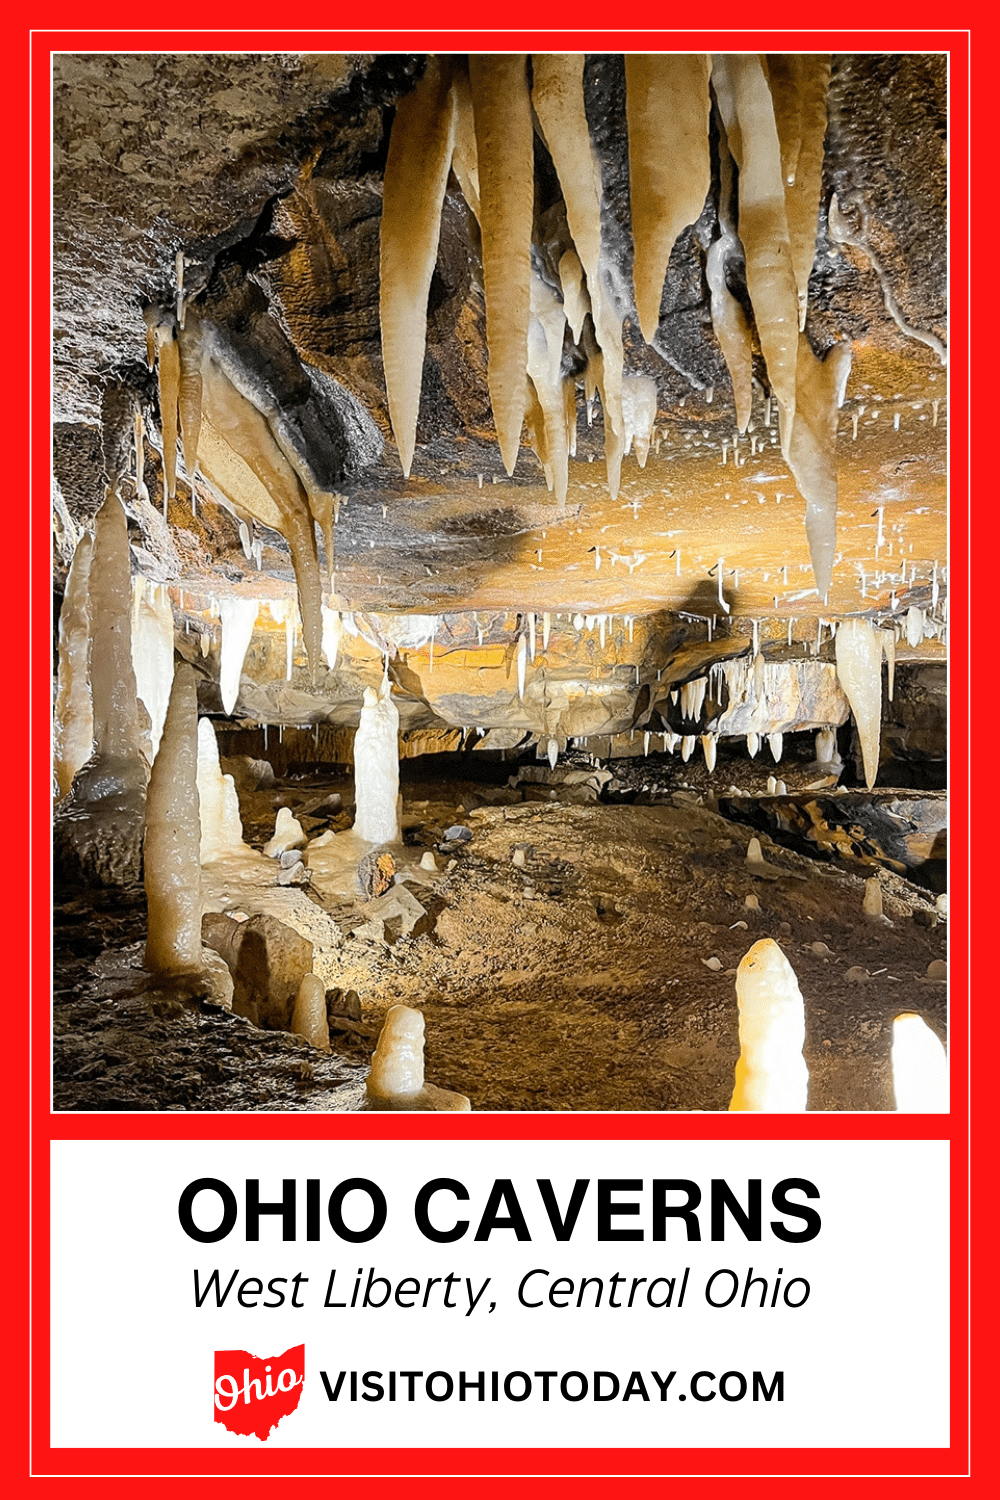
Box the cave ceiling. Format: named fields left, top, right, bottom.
left=51, top=50, right=948, bottom=739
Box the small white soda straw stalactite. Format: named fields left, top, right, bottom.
left=729, top=939, right=809, bottom=1112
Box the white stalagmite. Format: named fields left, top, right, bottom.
left=379, top=57, right=457, bottom=478
left=782, top=335, right=852, bottom=599
left=144, top=663, right=202, bottom=975
left=53, top=530, right=94, bottom=799
left=218, top=598, right=259, bottom=716
left=469, top=55, right=534, bottom=474
left=196, top=717, right=246, bottom=863
left=264, top=806, right=306, bottom=858
left=713, top=53, right=800, bottom=428
left=625, top=53, right=712, bottom=343
left=131, top=579, right=175, bottom=759
left=862, top=875, right=883, bottom=920
left=815, top=726, right=837, bottom=763
left=91, top=491, right=143, bottom=765
left=891, top=1013, right=948, bottom=1112
left=367, top=1004, right=471, bottom=1111
left=767, top=55, right=831, bottom=330
left=291, top=973, right=331, bottom=1052
left=835, top=617, right=882, bottom=790
left=354, top=678, right=401, bottom=845
left=729, top=938, right=809, bottom=1112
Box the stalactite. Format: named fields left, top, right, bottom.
left=144, top=663, right=202, bottom=976
left=449, top=60, right=480, bottom=219
left=380, top=56, right=457, bottom=478
left=218, top=598, right=259, bottom=717
left=625, top=53, right=711, bottom=344
left=154, top=317, right=181, bottom=503
left=767, top=55, right=831, bottom=331
left=835, top=617, right=882, bottom=791
left=177, top=312, right=203, bottom=482
left=881, top=627, right=896, bottom=700
left=706, top=115, right=752, bottom=432
left=525, top=271, right=569, bottom=505
left=469, top=54, right=533, bottom=474
left=621, top=374, right=658, bottom=467
left=131, top=579, right=174, bottom=760
left=532, top=53, right=624, bottom=496
left=558, top=247, right=588, bottom=341
left=782, top=335, right=852, bottom=599
left=321, top=604, right=341, bottom=671
left=200, top=354, right=322, bottom=677
left=53, top=531, right=94, bottom=799
left=712, top=54, right=799, bottom=434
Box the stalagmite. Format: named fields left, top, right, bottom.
left=769, top=732, right=783, bottom=762
left=835, top=617, right=882, bottom=790
left=152, top=319, right=180, bottom=506
left=626, top=53, right=712, bottom=343
left=783, top=335, right=852, bottom=599
left=218, top=598, right=259, bottom=716
left=177, top=313, right=203, bottom=481
left=469, top=55, right=533, bottom=474
left=380, top=57, right=456, bottom=477
left=53, top=531, right=93, bottom=799
left=517, top=633, right=527, bottom=700
left=862, top=875, right=884, bottom=921
left=291, top=973, right=331, bottom=1052
left=815, top=726, right=837, bottom=764
left=144, top=664, right=202, bottom=975
left=729, top=938, right=809, bottom=1112
left=354, top=678, right=401, bottom=846
left=265, top=806, right=306, bottom=858
left=196, top=717, right=246, bottom=863
left=54, top=490, right=149, bottom=885
left=767, top=55, right=831, bottom=330
left=702, top=733, right=717, bottom=772
left=891, top=1014, right=948, bottom=1112
left=131, top=579, right=175, bottom=760
left=367, top=1004, right=471, bottom=1111
left=713, top=54, right=799, bottom=427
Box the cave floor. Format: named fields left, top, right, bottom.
left=52, top=774, right=947, bottom=1114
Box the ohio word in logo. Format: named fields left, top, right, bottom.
left=214, top=1344, right=305, bottom=1440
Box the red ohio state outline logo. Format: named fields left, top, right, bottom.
left=214, top=1344, right=305, bottom=1440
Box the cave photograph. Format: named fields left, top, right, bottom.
left=50, top=47, right=949, bottom=1113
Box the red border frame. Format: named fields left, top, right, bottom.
left=18, top=10, right=986, bottom=1490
